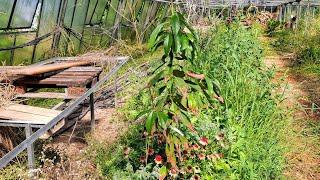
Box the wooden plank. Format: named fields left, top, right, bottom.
left=22, top=78, right=91, bottom=86
left=16, top=92, right=79, bottom=99
left=56, top=72, right=98, bottom=77
left=64, top=69, right=102, bottom=72
left=4, top=104, right=62, bottom=117
left=0, top=110, right=55, bottom=125
left=67, top=66, right=102, bottom=71
left=50, top=75, right=93, bottom=79
left=7, top=61, right=93, bottom=76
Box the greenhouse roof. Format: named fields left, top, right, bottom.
left=155, top=0, right=320, bottom=7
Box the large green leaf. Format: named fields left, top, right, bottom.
left=171, top=13, right=180, bottom=35
left=146, top=111, right=157, bottom=133
left=157, top=111, right=169, bottom=129
left=148, top=22, right=167, bottom=50
left=164, top=34, right=173, bottom=56
left=149, top=70, right=165, bottom=87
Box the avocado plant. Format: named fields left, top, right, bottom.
left=138, top=8, right=223, bottom=177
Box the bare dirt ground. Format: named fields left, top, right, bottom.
left=265, top=53, right=320, bottom=180
left=38, top=107, right=128, bottom=179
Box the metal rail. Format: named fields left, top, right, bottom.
left=0, top=56, right=129, bottom=170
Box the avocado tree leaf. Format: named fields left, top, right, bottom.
left=171, top=13, right=180, bottom=35
left=149, top=70, right=165, bottom=87
left=164, top=34, right=173, bottom=56
left=146, top=111, right=157, bottom=133
left=135, top=109, right=151, bottom=120
left=169, top=126, right=184, bottom=137
left=157, top=111, right=169, bottom=129
left=177, top=12, right=199, bottom=41
left=148, top=22, right=167, bottom=50
left=179, top=111, right=195, bottom=132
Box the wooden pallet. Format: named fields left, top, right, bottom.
left=14, top=66, right=103, bottom=96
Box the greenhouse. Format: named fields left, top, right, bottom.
left=0, top=0, right=320, bottom=179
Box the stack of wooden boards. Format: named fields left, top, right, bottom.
left=0, top=56, right=108, bottom=138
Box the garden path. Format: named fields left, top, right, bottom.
left=265, top=51, right=320, bottom=179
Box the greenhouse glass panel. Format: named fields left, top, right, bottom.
left=11, top=0, right=39, bottom=28
left=38, top=0, right=61, bottom=36
left=13, top=33, right=36, bottom=65
left=90, top=0, right=108, bottom=24
left=34, top=37, right=53, bottom=62
left=0, top=0, right=15, bottom=28
left=0, top=34, right=13, bottom=65
left=85, top=0, right=98, bottom=24
left=70, top=0, right=89, bottom=50
left=64, top=0, right=77, bottom=28
left=72, top=0, right=89, bottom=33
left=103, top=0, right=120, bottom=28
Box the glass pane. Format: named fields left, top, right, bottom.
left=82, top=27, right=101, bottom=48
left=138, top=1, right=151, bottom=28
left=38, top=0, right=61, bottom=36
left=0, top=0, right=15, bottom=29
left=103, top=0, right=119, bottom=28
left=0, top=34, right=14, bottom=65
left=90, top=0, right=108, bottom=24
left=64, top=0, right=76, bottom=28
left=13, top=33, right=36, bottom=65
left=71, top=0, right=89, bottom=33
left=69, top=0, right=89, bottom=51
left=85, top=0, right=98, bottom=24
left=11, top=0, right=39, bottom=28
left=34, top=37, right=53, bottom=62
left=0, top=50, right=11, bottom=65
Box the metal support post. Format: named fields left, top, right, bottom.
left=114, top=73, right=118, bottom=108
left=90, top=93, right=95, bottom=131
left=25, top=124, right=35, bottom=170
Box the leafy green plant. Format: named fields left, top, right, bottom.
left=266, top=19, right=281, bottom=35
left=138, top=9, right=223, bottom=177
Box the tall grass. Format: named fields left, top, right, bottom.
left=193, top=23, right=288, bottom=179
left=272, top=15, right=320, bottom=67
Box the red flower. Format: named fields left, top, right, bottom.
left=199, top=137, right=209, bottom=146
left=139, top=156, right=146, bottom=163
left=148, top=148, right=154, bottom=156
left=154, top=155, right=163, bottom=165
left=198, top=153, right=206, bottom=160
